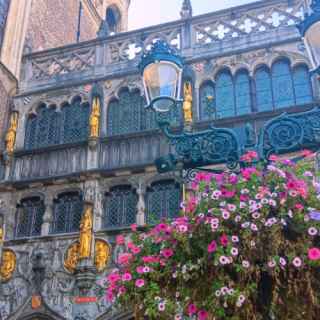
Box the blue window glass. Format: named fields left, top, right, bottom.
left=51, top=192, right=83, bottom=234
left=293, top=65, right=313, bottom=105
left=62, top=98, right=89, bottom=144
left=146, top=180, right=181, bottom=224
left=104, top=186, right=137, bottom=228
left=255, top=67, right=273, bottom=112
left=235, top=71, right=252, bottom=115
left=216, top=70, right=235, bottom=118
left=199, top=81, right=215, bottom=121
left=272, top=60, right=295, bottom=109
left=16, top=197, right=45, bottom=238
left=107, top=88, right=157, bottom=136
left=25, top=114, right=37, bottom=149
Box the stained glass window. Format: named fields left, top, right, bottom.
left=199, top=81, right=215, bottom=121
left=61, top=98, right=89, bottom=144
left=24, top=98, right=89, bottom=149
left=255, top=67, right=273, bottom=112
left=51, top=192, right=83, bottom=234
left=104, top=186, right=137, bottom=228
left=235, top=70, right=252, bottom=115
left=16, top=197, right=45, bottom=238
left=215, top=70, right=235, bottom=119
left=272, top=60, right=295, bottom=109
left=146, top=180, right=181, bottom=224
left=107, top=88, right=157, bottom=136
left=293, top=65, right=313, bottom=105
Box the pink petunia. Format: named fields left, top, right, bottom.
left=308, top=248, right=320, bottom=261
left=117, top=253, right=133, bottom=265
left=135, top=279, right=145, bottom=288
left=188, top=304, right=197, bottom=316
left=122, top=272, right=132, bottom=282
left=198, top=310, right=209, bottom=320
left=161, top=248, right=174, bottom=259
left=131, top=224, right=138, bottom=232
left=116, top=235, right=125, bottom=245
left=220, top=234, right=229, bottom=247
left=207, top=240, right=217, bottom=253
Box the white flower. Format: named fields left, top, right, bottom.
left=242, top=260, right=250, bottom=268
left=232, top=235, right=239, bottom=243
left=231, top=247, right=239, bottom=256
left=268, top=260, right=276, bottom=268
left=219, top=256, right=229, bottom=265
left=143, top=266, right=150, bottom=273
left=292, top=257, right=302, bottom=268
left=215, top=290, right=221, bottom=297
left=279, top=257, right=286, bottom=266
left=158, top=302, right=166, bottom=311
left=221, top=287, right=228, bottom=295
left=238, top=295, right=246, bottom=303
left=228, top=288, right=235, bottom=295
left=308, top=227, right=318, bottom=236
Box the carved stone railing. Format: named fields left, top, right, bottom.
left=19, top=0, right=306, bottom=94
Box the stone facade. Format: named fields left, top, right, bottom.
left=0, top=0, right=319, bottom=319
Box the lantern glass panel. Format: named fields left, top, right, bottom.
left=304, top=22, right=320, bottom=69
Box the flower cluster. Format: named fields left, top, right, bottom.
left=107, top=154, right=320, bottom=320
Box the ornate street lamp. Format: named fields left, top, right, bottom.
left=139, top=41, right=183, bottom=113
left=298, top=0, right=320, bottom=74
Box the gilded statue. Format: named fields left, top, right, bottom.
left=0, top=249, right=16, bottom=281
left=79, top=205, right=93, bottom=259
left=183, top=82, right=193, bottom=123
left=64, top=242, right=79, bottom=273
left=5, top=112, right=18, bottom=154
left=0, top=227, right=3, bottom=244
left=94, top=240, right=110, bottom=272
left=89, top=97, right=101, bottom=138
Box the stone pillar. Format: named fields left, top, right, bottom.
left=41, top=196, right=54, bottom=236
left=136, top=181, right=146, bottom=226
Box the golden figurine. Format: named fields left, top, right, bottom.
left=183, top=82, right=193, bottom=124
left=0, top=227, right=3, bottom=244
left=5, top=112, right=18, bottom=154
left=94, top=240, right=110, bottom=272
left=0, top=249, right=16, bottom=281
left=89, top=97, right=101, bottom=138
left=64, top=242, right=80, bottom=273
left=79, top=205, right=93, bottom=259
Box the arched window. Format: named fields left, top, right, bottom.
left=255, top=66, right=273, bottom=112
left=272, top=59, right=295, bottom=109
left=106, top=6, right=121, bottom=33
left=199, top=81, right=215, bottom=121
left=215, top=70, right=235, bottom=119
left=25, top=105, right=60, bottom=149
left=104, top=186, right=137, bottom=228
left=235, top=70, right=252, bottom=115
left=107, top=88, right=157, bottom=136
left=293, top=64, right=313, bottom=105
left=16, top=197, right=45, bottom=238
left=51, top=192, right=83, bottom=234
left=146, top=180, right=181, bottom=224
left=61, top=97, right=89, bottom=144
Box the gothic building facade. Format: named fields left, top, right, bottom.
left=0, top=0, right=319, bottom=319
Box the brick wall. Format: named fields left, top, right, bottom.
left=27, top=0, right=99, bottom=51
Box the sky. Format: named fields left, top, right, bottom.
left=129, top=0, right=257, bottom=30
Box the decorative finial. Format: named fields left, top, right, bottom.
left=180, top=0, right=193, bottom=19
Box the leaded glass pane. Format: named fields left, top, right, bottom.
left=107, top=88, right=157, bottom=136
left=199, top=82, right=215, bottom=121
left=25, top=115, right=37, bottom=149
left=293, top=65, right=313, bottom=105
left=216, top=71, right=235, bottom=119
left=16, top=197, right=45, bottom=238
left=255, top=67, right=273, bottom=112
left=272, top=60, right=295, bottom=109
left=235, top=71, right=252, bottom=116
left=146, top=180, right=181, bottom=224
left=0, top=0, right=10, bottom=48
left=62, top=99, right=89, bottom=144
left=36, top=106, right=51, bottom=148
left=51, top=193, right=83, bottom=234
left=104, top=186, right=137, bottom=228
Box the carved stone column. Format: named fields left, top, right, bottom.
left=41, top=196, right=54, bottom=236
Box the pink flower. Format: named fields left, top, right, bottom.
left=269, top=154, right=279, bottom=161
left=131, top=224, right=138, bottom=232
left=136, top=266, right=144, bottom=274
left=142, top=256, right=160, bottom=264
left=131, top=246, right=141, bottom=255
left=116, top=235, right=125, bottom=245
left=108, top=273, right=120, bottom=283
left=122, top=272, right=132, bottom=282
left=161, top=248, right=174, bottom=259
left=295, top=203, right=304, bottom=210
left=308, top=248, right=320, bottom=261
left=118, top=286, right=126, bottom=295
left=188, top=304, right=197, bottom=316
left=117, top=253, right=133, bottom=266
left=198, top=310, right=209, bottom=320
left=220, top=234, right=229, bottom=247
left=135, top=279, right=145, bottom=288
left=106, top=289, right=114, bottom=302
left=207, top=240, right=217, bottom=253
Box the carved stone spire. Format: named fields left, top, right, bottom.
left=180, top=0, right=193, bottom=19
